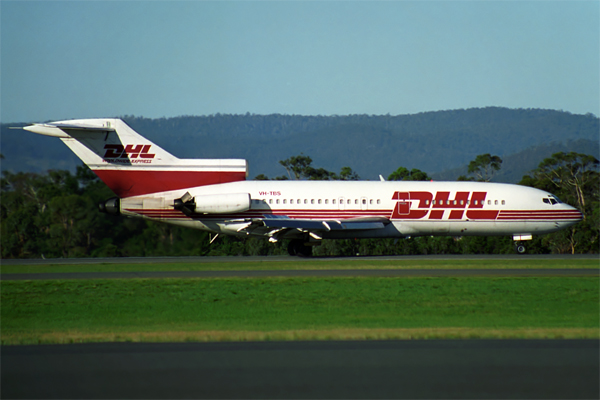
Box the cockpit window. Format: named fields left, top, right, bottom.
left=543, top=196, right=562, bottom=205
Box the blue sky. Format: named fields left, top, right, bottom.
left=2, top=1, right=598, bottom=123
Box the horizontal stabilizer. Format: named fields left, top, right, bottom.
left=49, top=122, right=116, bottom=132
left=24, top=122, right=116, bottom=137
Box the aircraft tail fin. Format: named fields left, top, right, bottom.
left=24, top=119, right=248, bottom=197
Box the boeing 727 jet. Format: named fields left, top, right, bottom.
left=24, top=118, right=583, bottom=256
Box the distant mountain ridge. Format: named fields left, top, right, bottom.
left=2, top=107, right=598, bottom=183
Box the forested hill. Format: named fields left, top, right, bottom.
left=2, top=107, right=598, bottom=182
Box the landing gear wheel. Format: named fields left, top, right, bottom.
left=298, top=244, right=313, bottom=257
left=287, top=240, right=298, bottom=256
left=287, top=240, right=312, bottom=257
left=514, top=243, right=527, bottom=254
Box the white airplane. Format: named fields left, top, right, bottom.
left=24, top=118, right=583, bottom=256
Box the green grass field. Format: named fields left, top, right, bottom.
left=2, top=274, right=598, bottom=344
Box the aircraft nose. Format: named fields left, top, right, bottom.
left=565, top=204, right=584, bottom=221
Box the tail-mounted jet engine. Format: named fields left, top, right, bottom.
left=98, top=197, right=120, bottom=215
left=173, top=192, right=251, bottom=215
left=173, top=192, right=196, bottom=216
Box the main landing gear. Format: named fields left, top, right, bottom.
left=287, top=239, right=313, bottom=257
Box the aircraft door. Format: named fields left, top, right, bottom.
left=398, top=201, right=410, bottom=215
left=391, top=192, right=411, bottom=219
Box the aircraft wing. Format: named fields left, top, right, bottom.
left=234, top=215, right=390, bottom=242
left=258, top=215, right=389, bottom=231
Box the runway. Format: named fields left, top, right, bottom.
left=2, top=253, right=598, bottom=266
left=2, top=268, right=598, bottom=280
left=2, top=340, right=598, bottom=399
left=3, top=254, right=597, bottom=280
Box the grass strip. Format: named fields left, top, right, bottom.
left=2, top=258, right=598, bottom=274
left=4, top=328, right=597, bottom=345
left=2, top=277, right=598, bottom=344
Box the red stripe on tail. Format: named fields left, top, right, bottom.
left=93, top=169, right=246, bottom=197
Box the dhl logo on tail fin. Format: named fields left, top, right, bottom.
left=103, top=144, right=156, bottom=160
left=23, top=118, right=248, bottom=197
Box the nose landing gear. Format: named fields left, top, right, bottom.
left=514, top=242, right=527, bottom=254
left=512, top=234, right=532, bottom=254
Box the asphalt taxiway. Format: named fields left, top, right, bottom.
left=2, top=254, right=597, bottom=280
left=2, top=268, right=598, bottom=281
left=2, top=340, right=598, bottom=399
left=2, top=253, right=598, bottom=266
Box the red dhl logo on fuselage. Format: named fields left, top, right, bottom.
left=391, top=191, right=499, bottom=220
left=103, top=144, right=156, bottom=160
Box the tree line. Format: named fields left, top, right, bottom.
left=1, top=152, right=598, bottom=258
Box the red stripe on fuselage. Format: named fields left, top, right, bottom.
left=126, top=208, right=391, bottom=221
left=93, top=169, right=246, bottom=197
left=125, top=207, right=583, bottom=223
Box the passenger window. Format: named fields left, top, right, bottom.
left=502, top=200, right=505, bottom=205
left=333, top=199, right=336, bottom=204
left=347, top=199, right=351, bottom=204
left=269, top=199, right=273, bottom=204
left=377, top=199, right=381, bottom=204
left=494, top=200, right=498, bottom=205
left=362, top=199, right=366, bottom=205
left=283, top=199, right=287, bottom=204
left=311, top=199, right=315, bottom=205
left=487, top=200, right=491, bottom=205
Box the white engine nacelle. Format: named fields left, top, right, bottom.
left=194, top=193, right=251, bottom=214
